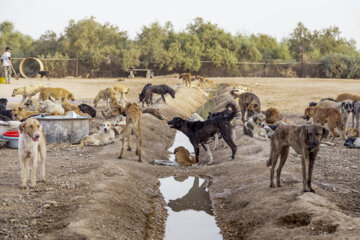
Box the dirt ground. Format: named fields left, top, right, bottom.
left=1, top=76, right=360, bottom=239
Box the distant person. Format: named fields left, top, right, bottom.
left=1, top=47, right=12, bottom=84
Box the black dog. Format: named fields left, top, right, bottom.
left=78, top=104, right=96, bottom=118
left=143, top=84, right=175, bottom=107
left=139, top=83, right=152, bottom=104
left=167, top=103, right=237, bottom=163
left=0, top=98, right=8, bottom=110
left=38, top=71, right=50, bottom=78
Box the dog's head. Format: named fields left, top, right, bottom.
left=303, top=125, right=329, bottom=151
left=11, top=106, right=24, bottom=120
left=0, top=98, right=8, bottom=108
left=102, top=121, right=112, bottom=133
left=341, top=100, right=353, bottom=114
left=11, top=88, right=19, bottom=97
left=68, top=93, right=75, bottom=101
left=247, top=103, right=260, bottom=117
left=344, top=137, right=357, bottom=148
left=19, top=118, right=42, bottom=142
left=346, top=128, right=360, bottom=138
left=167, top=117, right=185, bottom=130
left=303, top=106, right=315, bottom=121
left=252, top=112, right=267, bottom=128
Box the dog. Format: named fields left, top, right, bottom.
left=264, top=107, right=282, bottom=124
left=102, top=92, right=125, bottom=118
left=352, top=101, right=360, bottom=129
left=118, top=103, right=142, bottom=162
left=317, top=99, right=353, bottom=129
left=345, top=128, right=360, bottom=138
left=243, top=112, right=269, bottom=140
left=12, top=106, right=38, bottom=120
left=167, top=103, right=237, bottom=164
left=0, top=98, right=13, bottom=121
left=267, top=124, right=329, bottom=192
left=38, top=71, right=50, bottom=79
left=79, top=121, right=115, bottom=146
left=12, top=85, right=43, bottom=104
left=24, top=97, right=42, bottom=111
left=142, top=84, right=175, bottom=106
left=112, top=84, right=129, bottom=103
left=150, top=146, right=196, bottom=167
left=39, top=87, right=75, bottom=102
left=304, top=106, right=344, bottom=142
left=179, top=73, right=192, bottom=87
left=18, top=119, right=46, bottom=189
left=94, top=88, right=114, bottom=108
left=0, top=98, right=8, bottom=110
left=194, top=75, right=210, bottom=88
left=61, top=98, right=87, bottom=116
left=78, top=104, right=96, bottom=118
left=344, top=137, right=360, bottom=148
left=336, top=93, right=360, bottom=102
left=139, top=83, right=152, bottom=103
left=231, top=91, right=261, bottom=123
left=39, top=100, right=65, bottom=115
left=142, top=108, right=163, bottom=120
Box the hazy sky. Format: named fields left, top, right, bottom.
left=2, top=0, right=360, bottom=48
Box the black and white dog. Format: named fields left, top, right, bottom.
left=344, top=137, right=360, bottom=148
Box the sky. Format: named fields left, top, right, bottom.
left=2, top=0, right=360, bottom=48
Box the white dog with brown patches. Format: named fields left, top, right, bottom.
left=79, top=121, right=115, bottom=146
left=18, top=119, right=47, bottom=189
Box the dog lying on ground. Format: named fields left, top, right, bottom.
left=78, top=104, right=96, bottom=118
left=94, top=88, right=114, bottom=108
left=18, top=118, right=46, bottom=189
left=39, top=100, right=65, bottom=115
left=344, top=137, right=360, bottom=148
left=179, top=73, right=192, bottom=87
left=345, top=128, right=360, bottom=138
left=79, top=121, right=115, bottom=146
left=150, top=146, right=196, bottom=167
left=167, top=103, right=237, bottom=164
left=12, top=106, right=38, bottom=120
left=231, top=91, right=261, bottom=123
left=24, top=97, right=42, bottom=111
left=267, top=124, right=328, bottom=192
left=142, top=108, right=164, bottom=120
left=264, top=107, right=283, bottom=124
left=142, top=84, right=175, bottom=106
left=303, top=106, right=344, bottom=142
left=317, top=98, right=353, bottom=129
left=336, top=93, right=360, bottom=102
left=39, top=87, right=75, bottom=102
left=118, top=103, right=142, bottom=162
left=352, top=101, right=360, bottom=129
left=62, top=98, right=87, bottom=116
left=12, top=85, right=43, bottom=104
left=243, top=112, right=269, bottom=140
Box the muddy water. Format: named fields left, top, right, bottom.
left=159, top=176, right=222, bottom=240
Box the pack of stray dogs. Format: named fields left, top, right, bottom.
left=1, top=80, right=360, bottom=194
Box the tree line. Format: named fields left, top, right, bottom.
left=0, top=17, right=359, bottom=78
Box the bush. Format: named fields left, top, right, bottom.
left=320, top=54, right=360, bottom=79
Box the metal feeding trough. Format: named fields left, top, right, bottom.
left=31, top=112, right=90, bottom=144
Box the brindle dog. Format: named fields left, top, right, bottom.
left=231, top=91, right=261, bottom=123
left=266, top=124, right=329, bottom=192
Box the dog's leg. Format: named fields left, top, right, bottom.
left=118, top=125, right=130, bottom=159
left=220, top=125, right=237, bottom=160
left=232, top=128, right=236, bottom=142
left=20, top=157, right=27, bottom=189
left=329, top=127, right=336, bottom=142
left=307, top=151, right=317, bottom=193
left=214, top=134, right=219, bottom=150
left=127, top=130, right=132, bottom=151
left=356, top=111, right=360, bottom=129
left=203, top=144, right=213, bottom=164
left=133, top=125, right=142, bottom=162
left=301, top=150, right=310, bottom=192
left=276, top=146, right=289, bottom=187
left=269, top=145, right=281, bottom=188
left=241, top=107, right=246, bottom=123
left=161, top=94, right=166, bottom=103
left=352, top=111, right=355, bottom=128
left=31, top=153, right=38, bottom=188
left=194, top=145, right=200, bottom=163
left=39, top=143, right=46, bottom=183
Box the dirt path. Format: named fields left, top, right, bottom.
left=1, top=77, right=360, bottom=239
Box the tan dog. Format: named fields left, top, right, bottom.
left=93, top=88, right=114, bottom=108
left=12, top=106, right=38, bottom=120
left=61, top=98, right=88, bottom=116
left=12, top=85, right=43, bottom=104
left=174, top=146, right=196, bottom=166
left=264, top=107, right=283, bottom=124
left=304, top=106, right=344, bottom=142
left=336, top=93, right=360, bottom=102
left=102, top=92, right=125, bottom=118
left=231, top=91, right=261, bottom=123
left=18, top=119, right=46, bottom=189
left=112, top=84, right=129, bottom=103
left=39, top=87, right=75, bottom=102
left=346, top=128, right=360, bottom=138
left=195, top=75, right=210, bottom=88
left=267, top=124, right=328, bottom=192
left=39, top=100, right=65, bottom=115
left=118, top=103, right=142, bottom=162
left=79, top=121, right=115, bottom=146
left=179, top=73, right=192, bottom=87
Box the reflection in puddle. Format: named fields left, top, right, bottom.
left=159, top=176, right=222, bottom=240
left=168, top=130, right=194, bottom=162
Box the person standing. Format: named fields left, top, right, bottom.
left=1, top=47, right=12, bottom=84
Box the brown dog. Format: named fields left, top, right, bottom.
left=174, top=146, right=196, bottom=166
left=231, top=91, right=261, bottom=123
left=118, top=103, right=142, bottom=162
left=12, top=106, right=38, bottom=120
left=18, top=119, right=46, bottom=189
left=39, top=87, right=75, bottom=102
left=179, top=73, right=192, bottom=87
left=346, top=128, right=360, bottom=138
left=267, top=124, right=328, bottom=192
left=336, top=93, right=360, bottom=102
left=94, top=88, right=114, bottom=108
left=264, top=107, right=283, bottom=124
left=304, top=106, right=344, bottom=142
left=61, top=98, right=88, bottom=116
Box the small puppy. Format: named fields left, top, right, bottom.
left=39, top=100, right=65, bottom=115
left=79, top=121, right=115, bottom=146
left=174, top=146, right=196, bottom=166
left=18, top=119, right=46, bottom=189
left=243, top=113, right=269, bottom=140
left=78, top=104, right=96, bottom=118
left=344, top=137, right=360, bottom=148
left=346, top=128, right=360, bottom=138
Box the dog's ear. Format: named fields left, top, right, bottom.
left=321, top=127, right=329, bottom=140
left=253, top=104, right=258, bottom=108
left=19, top=122, right=26, bottom=133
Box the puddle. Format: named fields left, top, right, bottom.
left=159, top=176, right=222, bottom=240
left=168, top=130, right=194, bottom=162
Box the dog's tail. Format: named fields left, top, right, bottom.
left=224, top=102, right=237, bottom=121
left=230, top=90, right=240, bottom=99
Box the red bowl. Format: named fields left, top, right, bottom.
left=3, top=131, right=19, bottom=138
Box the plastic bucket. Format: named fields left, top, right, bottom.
left=2, top=131, right=19, bottom=148
left=0, top=78, right=5, bottom=84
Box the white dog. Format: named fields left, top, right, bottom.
left=79, top=121, right=115, bottom=146
left=18, top=119, right=47, bottom=189
left=39, top=100, right=65, bottom=115
left=243, top=112, right=270, bottom=140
